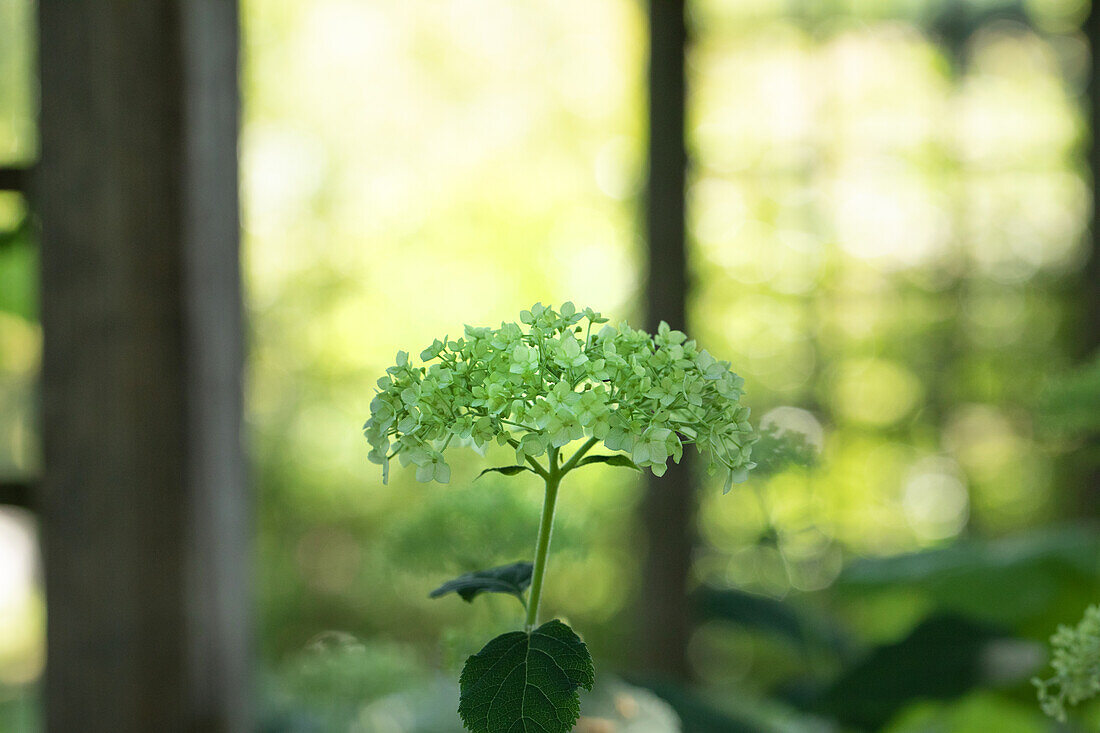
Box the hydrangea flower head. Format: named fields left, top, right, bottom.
left=364, top=303, right=757, bottom=490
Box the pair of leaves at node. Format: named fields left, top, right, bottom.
left=476, top=454, right=641, bottom=481
left=459, top=619, right=595, bottom=733
left=430, top=564, right=595, bottom=732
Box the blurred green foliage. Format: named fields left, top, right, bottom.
left=0, top=3, right=40, bottom=717
left=2, top=0, right=1100, bottom=730
left=1043, top=351, right=1100, bottom=435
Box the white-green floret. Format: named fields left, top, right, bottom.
left=1034, top=604, right=1100, bottom=721
left=364, top=302, right=757, bottom=490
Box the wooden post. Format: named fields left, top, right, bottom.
left=1079, top=2, right=1100, bottom=515
left=36, top=2, right=249, bottom=730
left=639, top=0, right=695, bottom=680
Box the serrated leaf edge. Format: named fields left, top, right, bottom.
left=458, top=620, right=594, bottom=733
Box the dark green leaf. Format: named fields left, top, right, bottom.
left=429, top=561, right=533, bottom=603
left=695, top=587, right=850, bottom=655
left=458, top=619, right=595, bottom=733
left=577, top=454, right=641, bottom=471
left=812, top=614, right=1011, bottom=730
left=834, top=525, right=1100, bottom=630
left=476, top=465, right=533, bottom=479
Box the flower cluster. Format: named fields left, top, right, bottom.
left=1034, top=604, right=1100, bottom=722
left=364, top=303, right=757, bottom=490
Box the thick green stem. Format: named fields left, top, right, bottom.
left=522, top=437, right=600, bottom=632
left=525, top=450, right=561, bottom=632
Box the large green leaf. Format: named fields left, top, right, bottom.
left=429, top=562, right=533, bottom=604
left=458, top=619, right=595, bottom=733
left=811, top=614, right=1014, bottom=730
left=695, top=587, right=850, bottom=655
left=834, top=526, right=1100, bottom=633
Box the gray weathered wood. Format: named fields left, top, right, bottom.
left=638, top=0, right=695, bottom=681
left=36, top=2, right=249, bottom=730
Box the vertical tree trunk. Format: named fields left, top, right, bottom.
left=1079, top=3, right=1100, bottom=516
left=1088, top=8, right=1100, bottom=357
left=638, top=0, right=694, bottom=681
left=36, top=2, right=249, bottom=730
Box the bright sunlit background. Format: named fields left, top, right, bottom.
left=2, top=0, right=1099, bottom=730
